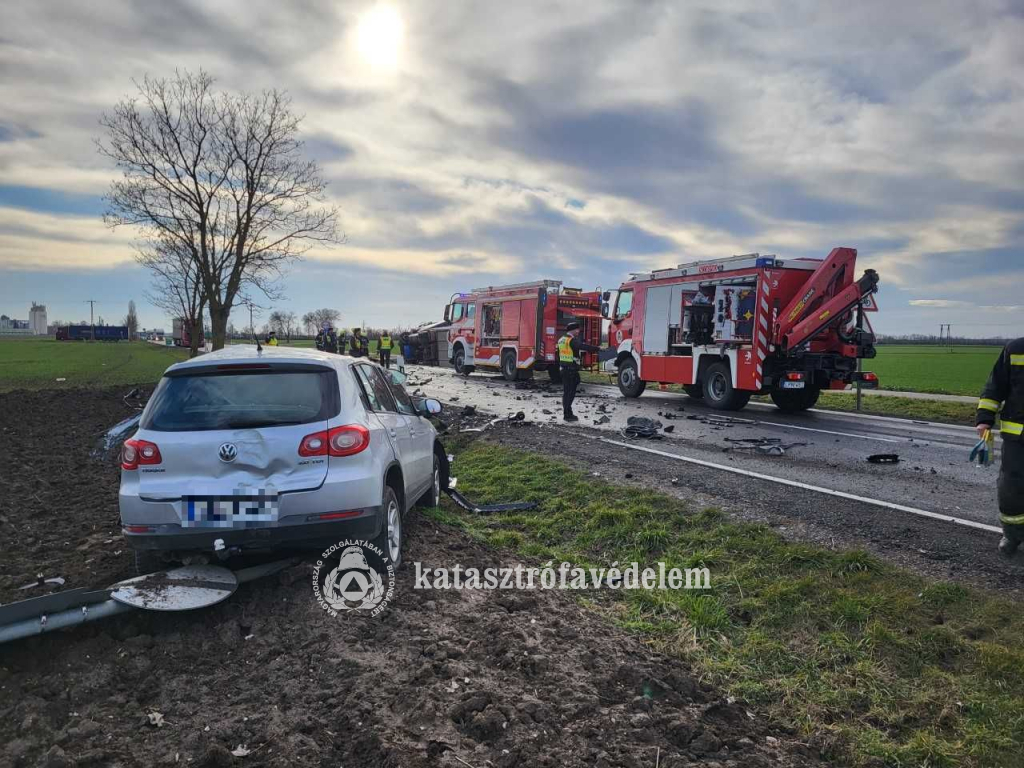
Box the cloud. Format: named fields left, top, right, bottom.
left=0, top=0, right=1022, bottom=334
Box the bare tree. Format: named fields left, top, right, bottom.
left=139, top=235, right=207, bottom=358
left=99, top=70, right=341, bottom=350
left=301, top=311, right=316, bottom=335
left=123, top=300, right=139, bottom=340
left=307, top=308, right=341, bottom=332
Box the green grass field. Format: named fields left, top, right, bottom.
left=0, top=338, right=189, bottom=393
left=431, top=442, right=1024, bottom=767
left=869, top=345, right=999, bottom=396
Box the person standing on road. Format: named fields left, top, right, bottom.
left=265, top=331, right=279, bottom=346
left=378, top=330, right=394, bottom=368
left=557, top=321, right=600, bottom=422
left=351, top=328, right=368, bottom=358
left=976, top=337, right=1024, bottom=558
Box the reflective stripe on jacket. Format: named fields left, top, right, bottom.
left=557, top=334, right=577, bottom=364
left=379, top=335, right=393, bottom=350
left=976, top=338, right=1024, bottom=441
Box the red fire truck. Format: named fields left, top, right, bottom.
left=445, top=280, right=602, bottom=381
left=602, top=247, right=879, bottom=411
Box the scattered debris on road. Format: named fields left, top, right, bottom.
left=867, top=453, right=901, bottom=464
left=723, top=437, right=809, bottom=456
left=622, top=416, right=664, bottom=440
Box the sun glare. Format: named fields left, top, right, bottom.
left=355, top=4, right=404, bottom=71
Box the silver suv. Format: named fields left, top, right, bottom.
left=119, top=346, right=443, bottom=569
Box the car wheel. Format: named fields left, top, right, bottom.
left=617, top=358, right=646, bottom=398
left=702, top=361, right=751, bottom=411
left=770, top=385, right=821, bottom=412
left=374, top=485, right=403, bottom=569
left=417, top=453, right=442, bottom=509
left=501, top=351, right=519, bottom=381
left=683, top=384, right=704, bottom=399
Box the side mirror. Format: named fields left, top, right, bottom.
left=601, top=302, right=609, bottom=319
left=419, top=398, right=443, bottom=415
left=443, top=305, right=451, bottom=323
left=601, top=291, right=611, bottom=302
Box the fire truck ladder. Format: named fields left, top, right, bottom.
left=775, top=247, right=879, bottom=351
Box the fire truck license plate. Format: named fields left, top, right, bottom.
left=182, top=495, right=279, bottom=528
left=781, top=381, right=805, bottom=389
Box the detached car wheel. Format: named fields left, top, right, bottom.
left=374, top=485, right=403, bottom=569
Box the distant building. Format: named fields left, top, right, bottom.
left=0, top=314, right=32, bottom=336
left=29, top=303, right=47, bottom=335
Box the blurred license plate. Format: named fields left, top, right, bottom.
left=182, top=495, right=279, bottom=528
left=781, top=381, right=805, bottom=389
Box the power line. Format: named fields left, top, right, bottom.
left=85, top=299, right=98, bottom=342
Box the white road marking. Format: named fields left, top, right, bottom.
left=597, top=437, right=1002, bottom=535
left=753, top=420, right=903, bottom=443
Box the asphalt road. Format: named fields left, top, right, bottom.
left=405, top=365, right=1024, bottom=591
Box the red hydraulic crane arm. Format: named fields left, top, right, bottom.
left=779, top=268, right=879, bottom=351
left=774, top=247, right=879, bottom=351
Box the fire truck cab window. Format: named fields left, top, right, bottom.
left=466, top=304, right=475, bottom=320
left=614, top=289, right=633, bottom=319
left=451, top=303, right=464, bottom=322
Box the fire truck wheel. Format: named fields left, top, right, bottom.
left=501, top=351, right=519, bottom=381
left=703, top=361, right=751, bottom=411
left=453, top=346, right=472, bottom=375
left=770, top=385, right=821, bottom=412
left=683, top=384, right=704, bottom=399
left=548, top=367, right=562, bottom=384
left=617, top=358, right=646, bottom=398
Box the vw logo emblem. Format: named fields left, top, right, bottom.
left=218, top=443, right=238, bottom=463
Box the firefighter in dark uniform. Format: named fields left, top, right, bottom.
left=557, top=321, right=600, bottom=422
left=378, top=331, right=394, bottom=368
left=976, top=337, right=1024, bottom=557
left=351, top=328, right=368, bottom=358
left=316, top=324, right=338, bottom=354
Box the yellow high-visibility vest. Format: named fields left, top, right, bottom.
left=380, top=335, right=393, bottom=350
left=267, top=337, right=279, bottom=346
left=557, top=334, right=577, bottom=364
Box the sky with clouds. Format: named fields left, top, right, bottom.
left=0, top=0, right=1022, bottom=336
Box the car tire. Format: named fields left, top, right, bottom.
left=617, top=358, right=646, bottom=398
left=417, top=453, right=442, bottom=509
left=703, top=361, right=751, bottom=410
left=548, top=366, right=562, bottom=384
left=771, top=385, right=821, bottom=412
left=374, top=484, right=403, bottom=569
left=683, top=384, right=704, bottom=399
left=501, top=351, right=519, bottom=381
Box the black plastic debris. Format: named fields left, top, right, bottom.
left=461, top=405, right=477, bottom=416
left=594, top=415, right=611, bottom=425
left=622, top=416, right=664, bottom=440
left=664, top=425, right=675, bottom=433
left=445, top=487, right=538, bottom=515
left=867, top=454, right=900, bottom=464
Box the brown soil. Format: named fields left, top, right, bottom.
left=0, top=389, right=819, bottom=767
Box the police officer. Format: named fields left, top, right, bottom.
left=265, top=331, right=279, bottom=346
left=316, top=323, right=338, bottom=354
left=378, top=330, right=394, bottom=368
left=351, top=328, right=368, bottom=358
left=557, top=321, right=600, bottom=422
left=314, top=323, right=328, bottom=351
left=976, top=337, right=1024, bottom=558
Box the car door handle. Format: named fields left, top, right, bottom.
left=388, top=428, right=397, bottom=437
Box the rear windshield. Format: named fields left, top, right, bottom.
left=142, top=369, right=338, bottom=432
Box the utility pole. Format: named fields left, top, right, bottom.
left=85, top=299, right=97, bottom=341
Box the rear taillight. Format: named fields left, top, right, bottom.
left=785, top=372, right=806, bottom=381
left=861, top=372, right=878, bottom=383
left=299, top=425, right=371, bottom=457
left=122, top=439, right=162, bottom=470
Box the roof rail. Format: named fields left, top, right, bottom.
left=470, top=279, right=563, bottom=293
